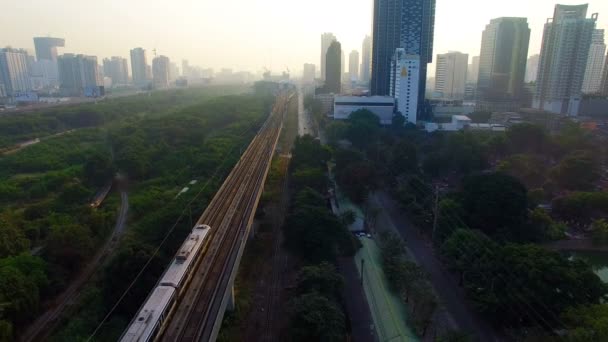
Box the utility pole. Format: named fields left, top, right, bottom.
left=431, top=184, right=439, bottom=242
left=360, top=258, right=365, bottom=286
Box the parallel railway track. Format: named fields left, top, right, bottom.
left=160, top=93, right=290, bottom=341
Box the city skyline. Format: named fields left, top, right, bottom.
left=2, top=0, right=607, bottom=77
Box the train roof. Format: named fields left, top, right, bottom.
left=120, top=286, right=175, bottom=342
left=159, top=228, right=210, bottom=288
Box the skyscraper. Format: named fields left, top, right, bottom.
left=477, top=17, right=530, bottom=111
left=390, top=49, right=419, bottom=124
left=361, top=36, right=372, bottom=85
left=103, top=56, right=129, bottom=86
left=302, top=63, right=315, bottom=84
left=349, top=50, right=360, bottom=82
left=534, top=4, right=597, bottom=114
left=130, top=47, right=149, bottom=87
left=341, top=51, right=346, bottom=80
left=33, top=37, right=65, bottom=61
left=57, top=54, right=102, bottom=96
left=525, top=54, right=540, bottom=83
left=371, top=0, right=436, bottom=110
left=321, top=33, right=336, bottom=81
left=435, top=52, right=468, bottom=100
left=601, top=53, right=608, bottom=96
left=152, top=55, right=170, bottom=89
left=182, top=60, right=190, bottom=79
left=169, top=62, right=179, bottom=81
left=582, top=29, right=606, bottom=94
left=324, top=41, right=341, bottom=94
left=467, top=56, right=480, bottom=83
left=0, top=48, right=31, bottom=96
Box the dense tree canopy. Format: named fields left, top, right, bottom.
left=462, top=172, right=528, bottom=241
left=441, top=229, right=608, bottom=328
left=289, top=292, right=346, bottom=342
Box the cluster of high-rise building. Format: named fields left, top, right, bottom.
left=429, top=4, right=608, bottom=116
left=0, top=37, right=215, bottom=101
left=305, top=0, right=435, bottom=124
left=308, top=2, right=608, bottom=124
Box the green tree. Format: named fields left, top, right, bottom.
left=291, top=167, right=327, bottom=193
left=324, top=121, right=350, bottom=146
left=289, top=292, right=346, bottom=342
left=408, top=280, right=438, bottom=336
left=296, top=262, right=344, bottom=299
left=347, top=109, right=380, bottom=149
left=551, top=151, right=600, bottom=191
left=84, top=152, right=114, bottom=186
left=0, top=320, right=12, bottom=342
left=390, top=140, right=418, bottom=175
left=0, top=266, right=39, bottom=323
left=462, top=172, right=528, bottom=241
left=46, top=223, right=94, bottom=271
left=591, top=219, right=608, bottom=245
left=292, top=135, right=331, bottom=170
left=294, top=187, right=326, bottom=208
left=392, top=113, right=406, bottom=129
left=562, top=304, right=608, bottom=341
left=0, top=215, right=29, bottom=258
left=497, top=154, right=547, bottom=189
left=506, top=123, right=546, bottom=154
left=435, top=198, right=465, bottom=244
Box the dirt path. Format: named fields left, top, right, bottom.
left=19, top=190, right=129, bottom=342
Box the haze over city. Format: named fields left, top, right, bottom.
left=2, top=0, right=607, bottom=75
left=4, top=0, right=608, bottom=341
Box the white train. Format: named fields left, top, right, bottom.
left=120, top=223, right=211, bottom=342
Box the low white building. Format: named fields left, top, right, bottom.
left=390, top=49, right=419, bottom=125
left=333, top=96, right=395, bottom=124
left=424, top=115, right=505, bottom=132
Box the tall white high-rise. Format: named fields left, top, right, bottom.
left=360, top=36, right=372, bottom=85
left=467, top=56, right=480, bottom=84
left=130, top=47, right=149, bottom=87
left=57, top=54, right=102, bottom=96
left=0, top=48, right=31, bottom=96
left=302, top=63, right=315, bottom=84
left=534, top=4, right=597, bottom=114
left=152, top=55, right=170, bottom=88
left=103, top=56, right=129, bottom=86
left=390, top=48, right=420, bottom=125
left=582, top=29, right=606, bottom=94
left=320, top=33, right=336, bottom=81
left=349, top=50, right=360, bottom=82
left=435, top=52, right=468, bottom=100
left=525, top=54, right=540, bottom=83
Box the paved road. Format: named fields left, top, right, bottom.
left=20, top=190, right=129, bottom=342
left=371, top=191, right=499, bottom=342
left=545, top=238, right=608, bottom=252
left=297, top=88, right=314, bottom=136
left=338, top=257, right=375, bottom=342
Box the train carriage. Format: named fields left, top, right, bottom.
left=119, top=224, right=211, bottom=342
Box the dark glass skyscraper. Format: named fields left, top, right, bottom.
left=476, top=18, right=530, bottom=111
left=325, top=41, right=342, bottom=94
left=371, top=0, right=435, bottom=107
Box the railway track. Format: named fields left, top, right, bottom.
left=160, top=93, right=290, bottom=342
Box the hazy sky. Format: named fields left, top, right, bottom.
left=1, top=0, right=607, bottom=77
